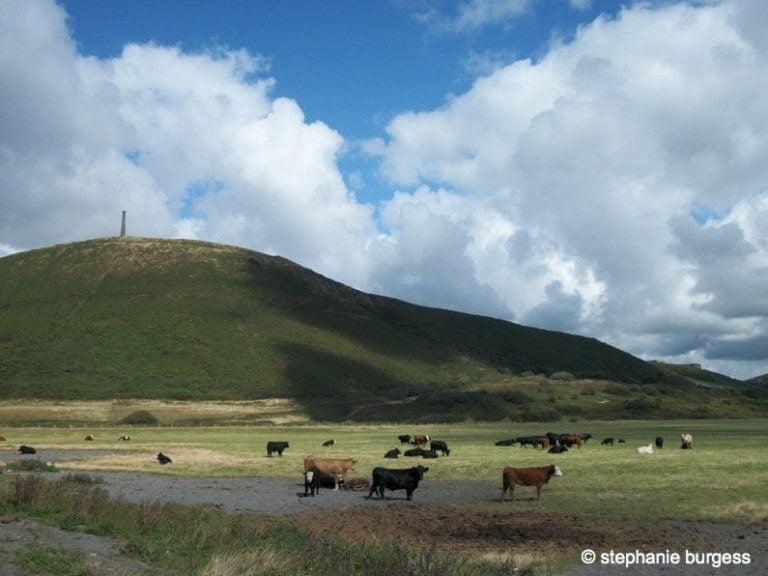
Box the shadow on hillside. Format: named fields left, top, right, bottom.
left=241, top=254, right=667, bottom=385
left=276, top=342, right=517, bottom=422
left=276, top=342, right=417, bottom=421
left=242, top=256, right=455, bottom=367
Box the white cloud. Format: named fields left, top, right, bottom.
left=2, top=0, right=768, bottom=380
left=0, top=0, right=375, bottom=289
left=374, top=1, right=768, bottom=378
left=413, top=0, right=532, bottom=34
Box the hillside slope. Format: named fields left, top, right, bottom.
left=1, top=237, right=751, bottom=421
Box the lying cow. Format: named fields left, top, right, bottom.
left=500, top=464, right=563, bottom=501
left=430, top=439, right=451, bottom=456
left=304, top=470, right=321, bottom=496
left=681, top=433, right=693, bottom=449
left=368, top=465, right=428, bottom=501
left=18, top=445, right=36, bottom=454
left=304, top=455, right=356, bottom=490
left=156, top=452, right=172, bottom=465
left=322, top=439, right=336, bottom=447
left=84, top=434, right=94, bottom=441
left=601, top=437, right=614, bottom=446
left=118, top=435, right=130, bottom=441
left=548, top=445, right=568, bottom=454
left=495, top=438, right=517, bottom=446
left=403, top=447, right=425, bottom=457
left=344, top=477, right=371, bottom=491
left=420, top=449, right=439, bottom=459
left=266, top=441, right=289, bottom=457
left=384, top=448, right=401, bottom=459
left=637, top=443, right=654, bottom=455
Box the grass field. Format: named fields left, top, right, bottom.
left=2, top=417, right=766, bottom=525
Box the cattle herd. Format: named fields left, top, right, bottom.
left=5, top=428, right=695, bottom=504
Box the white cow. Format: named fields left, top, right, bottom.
left=637, top=443, right=654, bottom=455
left=681, top=433, right=693, bottom=449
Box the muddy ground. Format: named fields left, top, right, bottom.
left=0, top=450, right=765, bottom=575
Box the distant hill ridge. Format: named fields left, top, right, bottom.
left=0, top=237, right=759, bottom=421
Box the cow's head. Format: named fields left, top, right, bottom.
left=551, top=465, right=564, bottom=477
left=413, top=465, right=429, bottom=479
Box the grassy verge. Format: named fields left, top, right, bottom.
left=0, top=474, right=525, bottom=576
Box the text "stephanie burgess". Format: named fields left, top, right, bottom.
left=580, top=549, right=752, bottom=569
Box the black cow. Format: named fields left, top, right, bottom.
left=398, top=434, right=411, bottom=445
left=322, top=439, right=336, bottom=447
left=421, top=449, right=439, bottom=459
left=601, top=437, right=614, bottom=446
left=618, top=438, right=626, bottom=444
left=655, top=436, right=664, bottom=449
left=517, top=435, right=547, bottom=448
left=156, top=452, right=172, bottom=465
left=403, top=447, right=425, bottom=457
left=548, top=445, right=569, bottom=454
left=118, top=435, right=130, bottom=441
left=430, top=439, right=451, bottom=456
left=495, top=438, right=517, bottom=446
left=304, top=470, right=321, bottom=496
left=384, top=448, right=401, bottom=459
left=18, top=445, right=36, bottom=454
left=368, top=465, right=429, bottom=501
left=266, top=441, right=289, bottom=457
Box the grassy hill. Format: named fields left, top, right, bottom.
left=0, top=237, right=762, bottom=421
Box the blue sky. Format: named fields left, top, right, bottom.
left=2, top=0, right=768, bottom=380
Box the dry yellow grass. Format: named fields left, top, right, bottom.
left=0, top=399, right=309, bottom=426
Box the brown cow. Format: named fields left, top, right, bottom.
left=343, top=477, right=371, bottom=491
left=500, top=464, right=563, bottom=502
left=412, top=434, right=430, bottom=447
left=303, top=455, right=357, bottom=490
left=560, top=434, right=583, bottom=448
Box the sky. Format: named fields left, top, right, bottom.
left=1, top=0, right=767, bottom=380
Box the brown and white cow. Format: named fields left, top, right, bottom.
left=412, top=434, right=430, bottom=447
left=500, top=464, right=563, bottom=502
left=303, top=455, right=357, bottom=490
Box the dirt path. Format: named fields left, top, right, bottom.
left=1, top=451, right=766, bottom=575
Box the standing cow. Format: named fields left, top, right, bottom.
left=304, top=455, right=357, bottom=490
left=267, top=441, right=290, bottom=457
left=368, top=465, right=429, bottom=501
left=500, top=464, right=563, bottom=501
left=681, top=433, right=693, bottom=449
left=429, top=439, right=451, bottom=456
left=304, top=470, right=321, bottom=496
left=412, top=434, right=430, bottom=447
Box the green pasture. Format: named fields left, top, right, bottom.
left=1, top=419, right=765, bottom=524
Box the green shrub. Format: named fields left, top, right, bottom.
left=119, top=410, right=159, bottom=425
